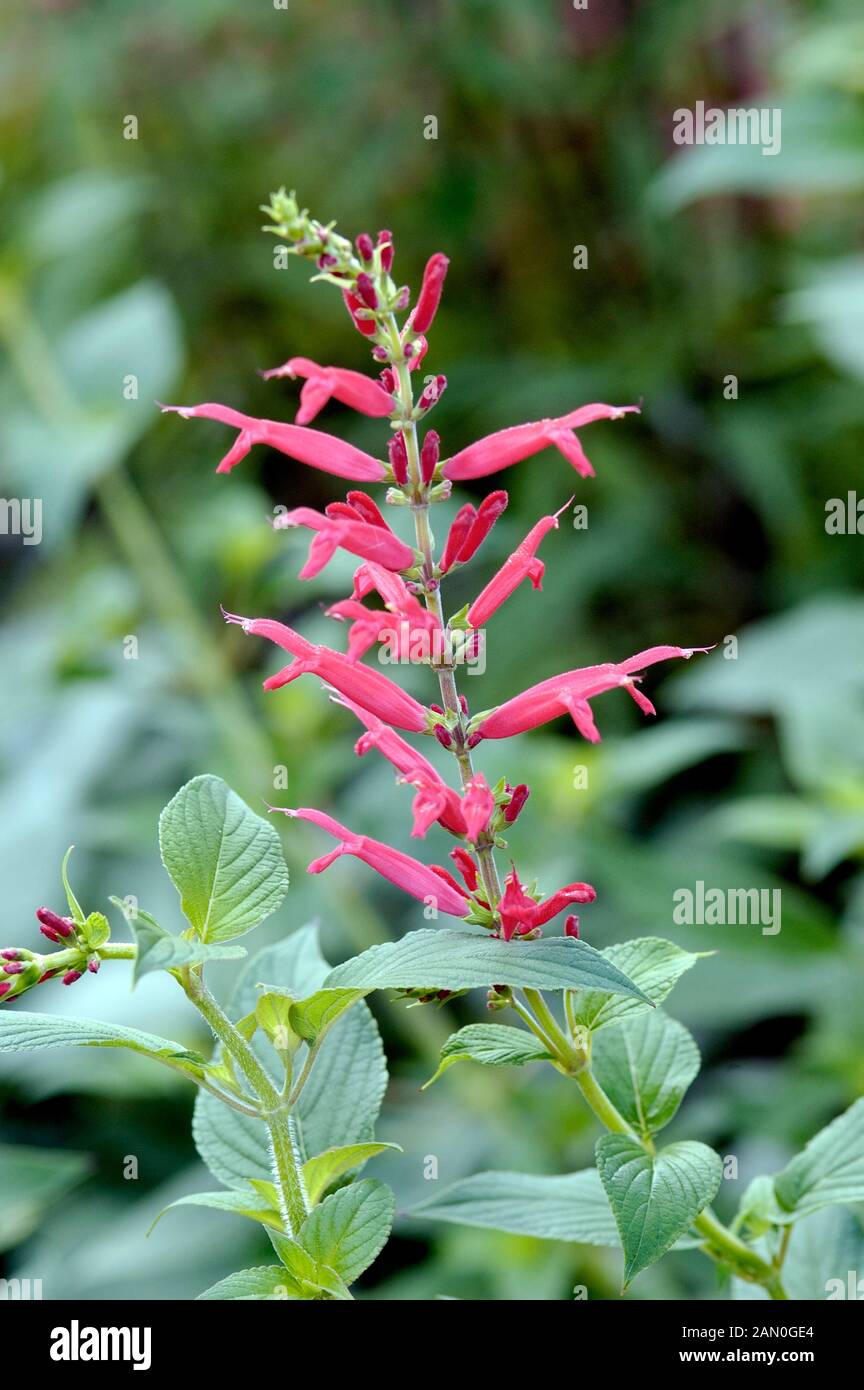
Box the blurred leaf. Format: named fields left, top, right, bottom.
left=412, top=1169, right=620, bottom=1246
left=774, top=1099, right=864, bottom=1220
left=0, top=1143, right=91, bottom=1252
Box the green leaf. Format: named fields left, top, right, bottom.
left=591, top=1011, right=701, bottom=1139
left=774, top=1098, right=864, bottom=1219
left=159, top=774, right=289, bottom=943
left=60, top=845, right=86, bottom=926
left=303, top=1143, right=402, bottom=1207
left=298, top=1179, right=394, bottom=1285
left=149, top=1188, right=282, bottom=1235
left=570, top=938, right=704, bottom=1033
left=423, top=1024, right=552, bottom=1088
left=596, top=1135, right=722, bottom=1285
left=288, top=988, right=365, bottom=1045
left=412, top=1169, right=620, bottom=1245
left=0, top=1010, right=207, bottom=1077
left=197, top=1265, right=307, bottom=1301
left=325, top=929, right=650, bottom=998
left=193, top=927, right=387, bottom=1187
left=109, top=898, right=247, bottom=984
left=732, top=1207, right=864, bottom=1302
left=267, top=1232, right=354, bottom=1299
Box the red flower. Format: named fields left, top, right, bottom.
left=260, top=356, right=395, bottom=424
left=498, top=867, right=596, bottom=942
left=442, top=404, right=639, bottom=481
left=467, top=498, right=572, bottom=627
left=269, top=806, right=469, bottom=917
left=161, top=403, right=386, bottom=480
left=473, top=646, right=711, bottom=742
left=273, top=506, right=416, bottom=579
left=439, top=491, right=508, bottom=574
left=222, top=610, right=430, bottom=732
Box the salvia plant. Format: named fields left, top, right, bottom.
left=4, top=191, right=862, bottom=1302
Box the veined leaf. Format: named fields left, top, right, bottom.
left=149, top=1188, right=282, bottom=1235
left=596, top=1135, right=722, bottom=1285
left=774, top=1098, right=864, bottom=1219
left=197, top=1265, right=306, bottom=1300
left=302, top=1142, right=402, bottom=1206
left=423, top=1024, right=552, bottom=1088
left=298, top=1179, right=394, bottom=1285
left=412, top=1169, right=620, bottom=1246
left=159, top=774, right=289, bottom=943
left=591, top=1011, right=701, bottom=1138
left=109, top=899, right=247, bottom=984
left=0, top=1011, right=206, bottom=1077
left=325, top=929, right=649, bottom=998
left=288, top=988, right=365, bottom=1045
left=570, top=938, right=704, bottom=1033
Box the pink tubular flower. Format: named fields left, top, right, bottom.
left=503, top=783, right=530, bottom=824
left=259, top=357, right=395, bottom=425
left=343, top=289, right=377, bottom=336
left=473, top=646, right=711, bottom=742
left=270, top=806, right=469, bottom=917
left=467, top=498, right=572, bottom=628
left=411, top=253, right=449, bottom=334
left=223, top=610, right=429, bottom=732
left=439, top=503, right=477, bottom=574
left=498, top=867, right=596, bottom=942
left=450, top=847, right=479, bottom=893
left=161, top=403, right=386, bottom=481
left=272, top=506, right=416, bottom=579
left=442, top=403, right=640, bottom=482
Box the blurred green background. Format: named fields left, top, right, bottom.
left=1, top=0, right=863, bottom=1300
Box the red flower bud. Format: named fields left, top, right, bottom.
left=564, top=915, right=580, bottom=938
left=0, top=983, right=11, bottom=1000
left=377, top=229, right=394, bottom=272
left=1, top=950, right=22, bottom=960
left=420, top=430, right=440, bottom=483
left=503, top=783, right=530, bottom=824
left=433, top=724, right=453, bottom=749
left=389, top=432, right=409, bottom=485
left=450, top=847, right=479, bottom=892
left=3, top=963, right=25, bottom=975
left=356, top=232, right=374, bottom=262
left=62, top=970, right=83, bottom=987
left=459, top=694, right=469, bottom=715
left=459, top=490, right=509, bottom=563
left=379, top=367, right=396, bottom=393
left=439, top=503, right=477, bottom=574
left=88, top=958, right=101, bottom=974
left=346, top=491, right=388, bottom=529
left=343, top=290, right=377, bottom=337
left=355, top=273, right=378, bottom=310
left=418, top=375, right=447, bottom=412
left=36, top=908, right=75, bottom=938
left=412, top=253, right=449, bottom=334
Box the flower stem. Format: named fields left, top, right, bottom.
left=181, top=966, right=309, bottom=1235
left=385, top=315, right=503, bottom=912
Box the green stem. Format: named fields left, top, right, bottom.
left=523, top=988, right=586, bottom=1074
left=182, top=968, right=309, bottom=1235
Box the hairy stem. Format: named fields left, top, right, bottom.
left=182, top=967, right=309, bottom=1234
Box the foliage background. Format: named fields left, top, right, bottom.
left=1, top=0, right=862, bottom=1299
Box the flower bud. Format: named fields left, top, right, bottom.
left=88, top=958, right=101, bottom=974
left=433, top=724, right=453, bottom=749
left=459, top=694, right=469, bottom=716
left=62, top=970, right=83, bottom=987
left=440, top=503, right=477, bottom=573
left=418, top=375, right=447, bottom=412
left=564, top=915, right=580, bottom=939
left=420, top=430, right=440, bottom=483
left=343, top=290, right=377, bottom=337
left=0, top=983, right=11, bottom=1000
left=377, top=229, right=394, bottom=272
left=355, top=273, right=378, bottom=310
left=379, top=367, right=396, bottom=393
left=412, top=253, right=449, bottom=334
left=3, top=962, right=25, bottom=974
left=356, top=232, right=374, bottom=262
left=36, top=907, right=75, bottom=938
left=1, top=949, right=22, bottom=960
left=459, top=490, right=509, bottom=563
left=388, top=432, right=409, bottom=485
left=450, top=847, right=479, bottom=892
left=503, top=784, right=530, bottom=824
